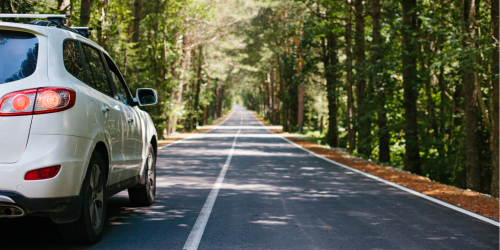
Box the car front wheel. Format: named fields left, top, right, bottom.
left=128, top=144, right=156, bottom=206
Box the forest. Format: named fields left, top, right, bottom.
left=1, top=0, right=498, bottom=197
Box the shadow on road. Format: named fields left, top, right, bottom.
left=0, top=111, right=497, bottom=250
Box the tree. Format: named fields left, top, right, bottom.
left=0, top=0, right=14, bottom=13
left=401, top=0, right=421, bottom=174
left=132, top=0, right=142, bottom=45
left=26, top=0, right=494, bottom=196
left=57, top=0, right=70, bottom=13
left=355, top=0, right=371, bottom=157
left=345, top=0, right=356, bottom=153
left=461, top=0, right=480, bottom=191
left=80, top=0, right=91, bottom=26
left=322, top=27, right=339, bottom=147
left=490, top=0, right=499, bottom=198
left=371, top=0, right=389, bottom=162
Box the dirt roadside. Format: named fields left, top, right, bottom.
left=253, top=113, right=499, bottom=222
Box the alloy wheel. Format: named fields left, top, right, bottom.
left=89, top=164, right=104, bottom=230
left=147, top=153, right=155, bottom=198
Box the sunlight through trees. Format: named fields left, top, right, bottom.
left=1, top=0, right=498, bottom=196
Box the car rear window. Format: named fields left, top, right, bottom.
left=0, top=30, right=39, bottom=84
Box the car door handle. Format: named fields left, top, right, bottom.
left=101, top=106, right=110, bottom=113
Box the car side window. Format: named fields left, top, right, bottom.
left=103, top=55, right=132, bottom=106
left=62, top=40, right=85, bottom=82
left=109, top=70, right=129, bottom=105
left=81, top=44, right=112, bottom=96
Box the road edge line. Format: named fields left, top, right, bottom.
left=252, top=113, right=500, bottom=228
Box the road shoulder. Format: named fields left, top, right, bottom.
left=252, top=112, right=499, bottom=223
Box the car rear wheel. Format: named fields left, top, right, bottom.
left=59, top=151, right=106, bottom=244
left=128, top=144, right=156, bottom=206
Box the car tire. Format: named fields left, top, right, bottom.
left=128, top=144, right=156, bottom=206
left=59, top=151, right=106, bottom=244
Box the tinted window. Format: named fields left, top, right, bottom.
left=81, top=44, right=112, bottom=96
left=109, top=70, right=129, bottom=105
left=103, top=55, right=131, bottom=105
left=62, top=40, right=85, bottom=82
left=0, top=30, right=39, bottom=84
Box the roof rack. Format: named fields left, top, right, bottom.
left=71, top=27, right=93, bottom=38
left=0, top=14, right=93, bottom=38
left=0, top=14, right=70, bottom=27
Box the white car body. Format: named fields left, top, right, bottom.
left=0, top=21, right=158, bottom=224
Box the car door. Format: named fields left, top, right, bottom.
left=127, top=105, right=145, bottom=176
left=80, top=42, right=131, bottom=185
left=102, top=54, right=144, bottom=177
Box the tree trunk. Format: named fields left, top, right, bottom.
left=298, top=52, right=304, bottom=133
left=171, top=45, right=191, bottom=135
left=80, top=0, right=92, bottom=26
left=401, top=0, right=422, bottom=174
left=270, top=71, right=275, bottom=124
left=58, top=0, right=70, bottom=13
left=298, top=82, right=304, bottom=133
left=355, top=0, right=371, bottom=157
left=491, top=0, right=499, bottom=198
left=280, top=70, right=289, bottom=132
left=437, top=34, right=447, bottom=135
left=193, top=46, right=203, bottom=129
left=371, top=0, right=389, bottom=162
left=346, top=0, right=356, bottom=153
left=218, top=86, right=225, bottom=118
left=213, top=79, right=219, bottom=120
left=132, top=0, right=143, bottom=45
left=323, top=31, right=339, bottom=147
left=265, top=78, right=268, bottom=119
left=0, top=0, right=14, bottom=13
left=423, top=49, right=438, bottom=138
left=462, top=0, right=481, bottom=191
left=202, top=105, right=207, bottom=125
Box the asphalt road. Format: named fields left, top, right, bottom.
left=1, top=106, right=498, bottom=249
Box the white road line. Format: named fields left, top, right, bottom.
left=250, top=111, right=500, bottom=227
left=182, top=111, right=243, bottom=250
left=158, top=111, right=235, bottom=150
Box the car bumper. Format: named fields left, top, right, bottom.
left=0, top=191, right=78, bottom=213
left=0, top=134, right=93, bottom=199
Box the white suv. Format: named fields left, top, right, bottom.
left=0, top=14, right=158, bottom=244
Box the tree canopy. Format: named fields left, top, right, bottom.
left=2, top=0, right=498, bottom=197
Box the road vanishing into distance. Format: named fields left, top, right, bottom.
left=1, top=106, right=498, bottom=249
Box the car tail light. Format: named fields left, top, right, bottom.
left=34, top=88, right=76, bottom=114
left=0, top=87, right=76, bottom=116
left=37, top=91, right=60, bottom=109
left=25, top=166, right=61, bottom=180
left=13, top=94, right=32, bottom=111
left=0, top=89, right=37, bottom=116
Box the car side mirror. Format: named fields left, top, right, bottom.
left=135, top=88, right=158, bottom=106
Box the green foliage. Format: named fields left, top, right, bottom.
left=19, top=0, right=247, bottom=138
left=10, top=0, right=498, bottom=193
left=235, top=0, right=497, bottom=194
